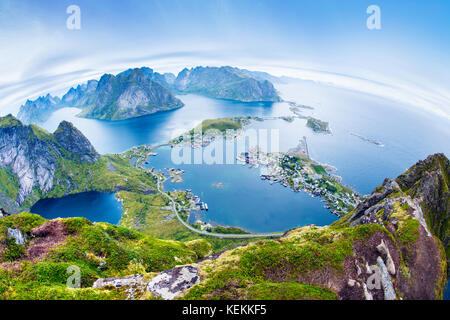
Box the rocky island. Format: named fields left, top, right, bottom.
left=306, top=117, right=331, bottom=133
left=173, top=66, right=281, bottom=102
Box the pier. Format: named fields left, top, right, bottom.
left=303, top=136, right=310, bottom=158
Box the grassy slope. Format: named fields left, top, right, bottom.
left=183, top=223, right=387, bottom=300
left=199, top=118, right=242, bottom=132
left=118, top=190, right=265, bottom=252
left=0, top=212, right=211, bottom=300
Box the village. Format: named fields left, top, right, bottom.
left=236, top=145, right=363, bottom=217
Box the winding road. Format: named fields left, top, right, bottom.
left=155, top=175, right=284, bottom=239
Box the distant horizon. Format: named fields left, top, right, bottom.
left=1, top=0, right=449, bottom=120
left=5, top=63, right=450, bottom=123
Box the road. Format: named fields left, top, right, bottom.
left=155, top=175, right=283, bottom=239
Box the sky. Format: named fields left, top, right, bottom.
left=0, top=0, right=449, bottom=119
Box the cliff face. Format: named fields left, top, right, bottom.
left=395, top=153, right=449, bottom=255
left=79, top=68, right=184, bottom=120
left=0, top=115, right=99, bottom=210
left=173, top=66, right=281, bottom=102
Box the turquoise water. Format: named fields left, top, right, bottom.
left=30, top=192, right=123, bottom=225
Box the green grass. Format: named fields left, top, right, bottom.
left=397, top=217, right=420, bottom=248
left=210, top=226, right=249, bottom=235
left=246, top=282, right=337, bottom=300
left=183, top=223, right=387, bottom=300
left=0, top=167, right=19, bottom=200
left=198, top=118, right=242, bottom=133
left=0, top=114, right=22, bottom=128
left=0, top=212, right=217, bottom=299
left=312, top=164, right=327, bottom=175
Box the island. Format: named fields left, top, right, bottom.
left=350, top=132, right=384, bottom=147
left=173, top=66, right=281, bottom=102
left=170, top=117, right=250, bottom=147
left=306, top=117, right=331, bottom=133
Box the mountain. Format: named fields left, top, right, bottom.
left=117, top=67, right=176, bottom=88
left=0, top=115, right=155, bottom=213
left=18, top=68, right=182, bottom=122
left=78, top=68, right=184, bottom=120
left=0, top=115, right=98, bottom=210
left=61, top=80, right=98, bottom=108
left=17, top=66, right=281, bottom=123
left=396, top=153, right=449, bottom=269
left=17, top=94, right=62, bottom=124
left=173, top=66, right=281, bottom=102
left=0, top=149, right=447, bottom=300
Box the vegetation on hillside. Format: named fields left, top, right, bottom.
left=0, top=212, right=211, bottom=300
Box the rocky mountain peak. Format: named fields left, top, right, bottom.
left=17, top=94, right=62, bottom=124
left=54, top=121, right=99, bottom=163
left=396, top=153, right=449, bottom=253
left=0, top=116, right=100, bottom=208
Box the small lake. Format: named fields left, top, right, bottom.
left=30, top=192, right=123, bottom=225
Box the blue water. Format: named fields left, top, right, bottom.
left=144, top=145, right=336, bottom=233
left=36, top=81, right=449, bottom=231
left=30, top=192, right=123, bottom=225
left=41, top=95, right=280, bottom=154
left=445, top=280, right=450, bottom=300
